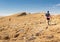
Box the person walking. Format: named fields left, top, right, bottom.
left=45, top=11, right=51, bottom=25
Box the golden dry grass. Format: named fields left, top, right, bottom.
left=0, top=13, right=60, bottom=42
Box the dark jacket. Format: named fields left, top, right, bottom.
left=45, top=13, right=50, bottom=17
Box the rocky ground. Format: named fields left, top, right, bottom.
left=0, top=12, right=60, bottom=42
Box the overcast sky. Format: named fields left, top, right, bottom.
left=0, top=0, right=60, bottom=16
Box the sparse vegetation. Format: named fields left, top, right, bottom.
left=17, top=12, right=27, bottom=17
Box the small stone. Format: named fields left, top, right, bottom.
left=46, top=35, right=54, bottom=39
left=9, top=18, right=11, bottom=21
left=28, top=36, right=36, bottom=41
left=3, top=36, right=10, bottom=40
left=46, top=26, right=48, bottom=29
left=14, top=34, right=19, bottom=38
left=35, top=33, right=40, bottom=36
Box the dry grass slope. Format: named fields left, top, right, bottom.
left=0, top=13, right=60, bottom=42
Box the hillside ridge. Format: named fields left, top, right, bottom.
left=0, top=13, right=60, bottom=42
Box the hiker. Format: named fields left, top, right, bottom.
left=45, top=11, right=50, bottom=25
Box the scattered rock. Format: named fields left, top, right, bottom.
left=9, top=18, right=11, bottom=21
left=0, top=28, right=4, bottom=31
left=14, top=34, right=19, bottom=38
left=46, top=35, right=54, bottom=39
left=0, top=36, right=2, bottom=40
left=40, top=22, right=44, bottom=24
left=3, top=36, right=10, bottom=40
left=46, top=26, right=48, bottom=29
left=35, top=33, right=40, bottom=36
left=16, top=29, right=24, bottom=33
left=11, top=38, right=17, bottom=41
left=27, top=35, right=36, bottom=41
left=57, top=31, right=60, bottom=33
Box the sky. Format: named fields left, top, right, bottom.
left=0, top=0, right=60, bottom=16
